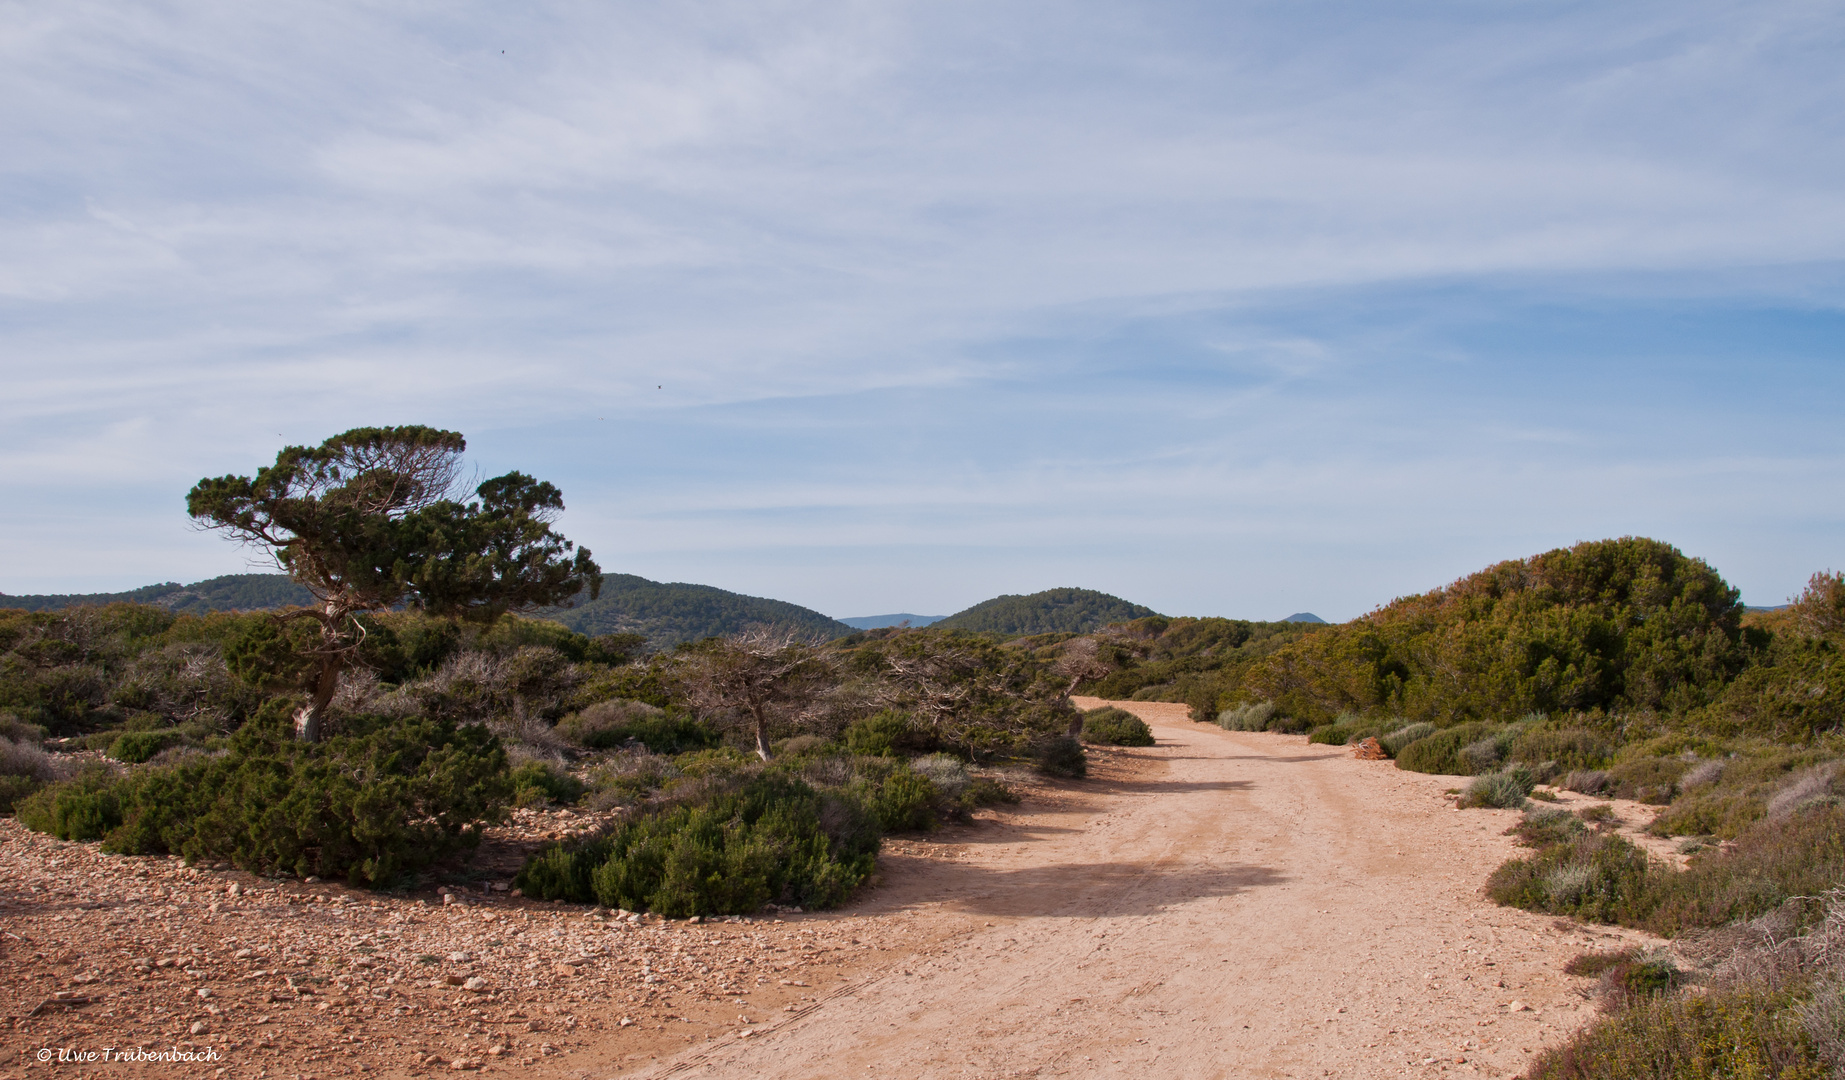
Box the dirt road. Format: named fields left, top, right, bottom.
left=611, top=700, right=1657, bottom=1080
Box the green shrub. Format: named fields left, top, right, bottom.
left=1459, top=765, right=1536, bottom=809
left=1524, top=987, right=1823, bottom=1080
left=959, top=777, right=1019, bottom=809
left=1610, top=756, right=1688, bottom=805
left=1034, top=735, right=1087, bottom=778
left=1378, top=722, right=1436, bottom=757
left=844, top=710, right=929, bottom=757
left=1458, top=734, right=1510, bottom=774
left=1395, top=722, right=1496, bottom=775
left=583, top=750, right=676, bottom=810
left=846, top=760, right=939, bottom=832
left=514, top=773, right=880, bottom=916
left=909, top=754, right=971, bottom=800
left=1486, top=831, right=1666, bottom=924
left=509, top=759, right=585, bottom=807
left=1511, top=727, right=1613, bottom=772
left=0, top=773, right=41, bottom=814
left=1563, top=948, right=1640, bottom=977
left=1080, top=707, right=1154, bottom=747
left=1513, top=806, right=1587, bottom=847
left=16, top=709, right=511, bottom=887
left=108, top=729, right=179, bottom=764
left=1216, top=701, right=1276, bottom=732
left=555, top=700, right=717, bottom=754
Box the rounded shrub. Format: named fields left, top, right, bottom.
left=1034, top=735, right=1087, bottom=778
left=509, top=759, right=586, bottom=807
left=1216, top=701, right=1276, bottom=732
left=555, top=700, right=716, bottom=754
left=844, top=710, right=928, bottom=757
left=1395, top=722, right=1497, bottom=775
left=108, top=729, right=180, bottom=764
left=1379, top=722, right=1437, bottom=757
left=1460, top=764, right=1537, bottom=809
left=1080, top=707, right=1154, bottom=747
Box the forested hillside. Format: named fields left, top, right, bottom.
left=0, top=574, right=312, bottom=614
left=935, top=587, right=1159, bottom=635
left=545, top=573, right=852, bottom=648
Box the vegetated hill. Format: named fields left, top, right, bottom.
left=0, top=574, right=313, bottom=614
left=1123, top=536, right=1845, bottom=741
left=934, top=588, right=1160, bottom=635
left=545, top=574, right=853, bottom=649
left=1076, top=617, right=1332, bottom=713
left=838, top=614, right=947, bottom=630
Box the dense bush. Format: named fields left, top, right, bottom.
left=1080, top=707, right=1154, bottom=746
left=17, top=708, right=511, bottom=886
left=844, top=710, right=929, bottom=757
left=555, top=700, right=717, bottom=754
left=1216, top=701, right=1277, bottom=732
left=1524, top=987, right=1823, bottom=1080
left=514, top=773, right=879, bottom=916
left=509, top=759, right=586, bottom=807
left=1458, top=765, right=1535, bottom=809
left=107, top=729, right=179, bottom=764
left=1034, top=735, right=1087, bottom=778
left=1377, top=721, right=1435, bottom=757
left=1394, top=722, right=1497, bottom=775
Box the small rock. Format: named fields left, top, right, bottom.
left=688, top=915, right=702, bottom=924
left=233, top=949, right=254, bottom=960
left=227, top=883, right=242, bottom=897
left=196, top=989, right=212, bottom=999
left=303, top=876, right=321, bottom=884
left=190, top=1021, right=210, bottom=1036
left=448, top=952, right=472, bottom=963
left=450, top=1059, right=482, bottom=1071
left=442, top=893, right=457, bottom=906
left=463, top=976, right=490, bottom=993
left=444, top=975, right=466, bottom=987
left=1509, top=1000, right=1530, bottom=1011
left=553, top=963, right=579, bottom=977
left=618, top=1017, right=634, bottom=1027
left=510, top=888, right=523, bottom=898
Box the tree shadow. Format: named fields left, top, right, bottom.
left=855, top=857, right=1288, bottom=918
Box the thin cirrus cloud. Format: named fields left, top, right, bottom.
left=0, top=1, right=1842, bottom=619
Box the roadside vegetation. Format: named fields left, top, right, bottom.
left=1058, top=537, right=1845, bottom=1080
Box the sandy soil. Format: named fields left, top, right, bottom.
left=603, top=700, right=1664, bottom=1080
left=3, top=700, right=1667, bottom=1079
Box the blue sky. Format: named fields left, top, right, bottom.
left=3, top=1, right=1842, bottom=620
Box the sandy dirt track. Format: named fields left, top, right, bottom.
left=607, top=700, right=1660, bottom=1080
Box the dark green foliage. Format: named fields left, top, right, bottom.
left=0, top=773, right=42, bottom=813
left=1523, top=987, right=1824, bottom=1080
left=555, top=700, right=717, bottom=754
left=932, top=588, right=1159, bottom=636
left=1034, top=735, right=1087, bottom=778
left=514, top=774, right=879, bottom=916
left=1563, top=947, right=1640, bottom=977
left=0, top=574, right=313, bottom=614
left=16, top=708, right=511, bottom=886
left=961, top=777, right=1020, bottom=808
left=1244, top=538, right=1747, bottom=727
left=509, top=760, right=585, bottom=807
left=1081, top=618, right=1324, bottom=710
left=1510, top=727, right=1612, bottom=771
left=844, top=710, right=928, bottom=757
left=1080, top=707, right=1154, bottom=746
left=1394, top=722, right=1498, bottom=775
left=108, top=729, right=178, bottom=763
left=546, top=573, right=851, bottom=650
left=847, top=762, right=939, bottom=832
left=1609, top=756, right=1688, bottom=804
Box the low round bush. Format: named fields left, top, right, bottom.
left=515, top=773, right=880, bottom=916
left=1378, top=722, right=1436, bottom=757
left=1035, top=735, right=1087, bottom=778
left=1216, top=701, right=1276, bottom=732
left=555, top=701, right=717, bottom=754
left=509, top=759, right=586, bottom=807
left=17, top=707, right=512, bottom=887
left=844, top=710, right=929, bottom=757
left=1396, top=722, right=1497, bottom=775
left=1460, top=765, right=1536, bottom=809
left=108, top=730, right=179, bottom=764
left=1080, top=707, right=1154, bottom=747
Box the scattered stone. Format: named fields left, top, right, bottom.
left=190, top=1020, right=210, bottom=1035
left=463, top=976, right=490, bottom=993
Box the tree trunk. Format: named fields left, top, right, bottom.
left=751, top=705, right=772, bottom=761
left=294, top=656, right=340, bottom=742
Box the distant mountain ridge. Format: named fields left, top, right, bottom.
left=546, top=574, right=853, bottom=649
left=2, top=571, right=850, bottom=650
left=838, top=614, right=947, bottom=630
left=1282, top=612, right=1327, bottom=623
left=0, top=573, right=313, bottom=614
left=933, top=587, right=1160, bottom=635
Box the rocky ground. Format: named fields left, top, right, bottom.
left=0, top=800, right=996, bottom=1079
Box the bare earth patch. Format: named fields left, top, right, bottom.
left=4, top=701, right=1663, bottom=1078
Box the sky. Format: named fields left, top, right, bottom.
left=3, top=1, right=1843, bottom=621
